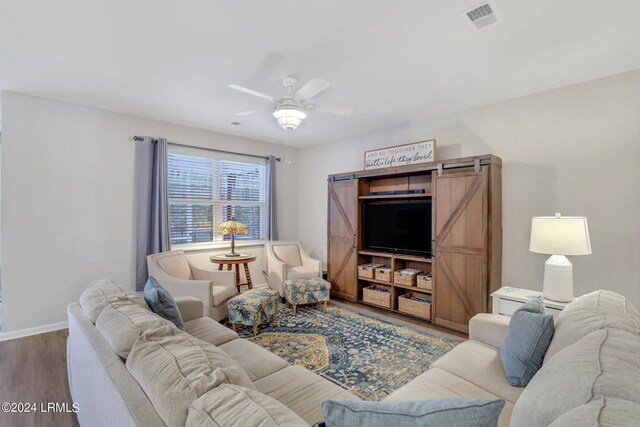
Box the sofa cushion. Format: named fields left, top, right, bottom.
left=510, top=328, right=640, bottom=427
left=96, top=300, right=175, bottom=358
left=157, top=254, right=192, bottom=280
left=432, top=340, right=524, bottom=404
left=219, top=339, right=289, bottom=381
left=144, top=277, right=185, bottom=330
left=545, top=290, right=640, bottom=362
left=68, top=302, right=169, bottom=426
left=126, top=325, right=255, bottom=427
left=500, top=298, right=554, bottom=386
left=273, top=244, right=302, bottom=267
left=254, top=365, right=359, bottom=425
left=384, top=367, right=514, bottom=427
left=79, top=279, right=148, bottom=323
left=548, top=397, right=640, bottom=427
left=184, top=317, right=239, bottom=346
left=186, top=384, right=309, bottom=427
left=321, top=398, right=505, bottom=427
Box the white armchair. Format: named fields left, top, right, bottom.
left=146, top=250, right=236, bottom=321
left=267, top=241, right=322, bottom=297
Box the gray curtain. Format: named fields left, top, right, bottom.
left=135, top=137, right=170, bottom=290
left=265, top=155, right=278, bottom=240
left=263, top=155, right=278, bottom=273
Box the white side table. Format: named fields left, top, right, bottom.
left=491, top=287, right=570, bottom=319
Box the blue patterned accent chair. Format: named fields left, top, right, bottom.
left=284, top=278, right=331, bottom=314
left=227, top=288, right=279, bottom=336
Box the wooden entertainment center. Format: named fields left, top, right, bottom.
left=327, top=154, right=502, bottom=333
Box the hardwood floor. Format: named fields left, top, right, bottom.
left=0, top=330, right=79, bottom=427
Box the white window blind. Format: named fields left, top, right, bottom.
left=167, top=145, right=266, bottom=246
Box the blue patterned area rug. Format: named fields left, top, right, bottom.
left=228, top=302, right=460, bottom=400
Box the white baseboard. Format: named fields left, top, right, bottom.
left=0, top=321, right=69, bottom=342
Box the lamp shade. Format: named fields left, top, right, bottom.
left=529, top=214, right=591, bottom=256
left=217, top=219, right=248, bottom=235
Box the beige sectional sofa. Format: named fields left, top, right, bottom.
left=68, top=282, right=640, bottom=426
left=385, top=290, right=640, bottom=426
left=68, top=280, right=357, bottom=427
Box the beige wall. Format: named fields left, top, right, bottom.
left=2, top=70, right=638, bottom=333
left=297, top=70, right=640, bottom=307
left=0, top=93, right=299, bottom=333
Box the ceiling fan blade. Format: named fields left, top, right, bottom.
left=307, top=104, right=353, bottom=116
left=234, top=108, right=270, bottom=116
left=228, top=84, right=276, bottom=103
left=296, top=78, right=330, bottom=100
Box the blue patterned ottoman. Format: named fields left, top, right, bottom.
left=284, top=278, right=331, bottom=314
left=227, top=288, right=279, bottom=336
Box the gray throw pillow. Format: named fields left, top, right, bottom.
left=144, top=276, right=185, bottom=330
left=321, top=398, right=505, bottom=427
left=500, top=297, right=554, bottom=387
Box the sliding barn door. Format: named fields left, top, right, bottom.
left=433, top=167, right=489, bottom=333
left=327, top=178, right=358, bottom=301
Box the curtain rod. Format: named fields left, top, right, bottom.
left=133, top=136, right=281, bottom=162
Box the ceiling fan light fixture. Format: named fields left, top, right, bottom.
left=273, top=106, right=306, bottom=130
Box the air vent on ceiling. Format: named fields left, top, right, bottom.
left=462, top=1, right=502, bottom=30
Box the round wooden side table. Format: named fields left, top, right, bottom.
left=209, top=254, right=257, bottom=293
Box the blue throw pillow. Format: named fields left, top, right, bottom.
left=143, top=277, right=185, bottom=330
left=500, top=297, right=554, bottom=387
left=321, top=398, right=505, bottom=427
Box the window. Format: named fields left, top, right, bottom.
left=167, top=145, right=266, bottom=246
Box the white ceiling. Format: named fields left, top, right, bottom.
left=0, top=0, right=638, bottom=146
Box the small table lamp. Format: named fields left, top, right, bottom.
left=217, top=217, right=248, bottom=257
left=529, top=213, right=592, bottom=302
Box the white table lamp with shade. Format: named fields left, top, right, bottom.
left=529, top=213, right=592, bottom=302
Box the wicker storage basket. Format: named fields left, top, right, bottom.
left=398, top=293, right=432, bottom=320
left=358, top=263, right=384, bottom=279
left=416, top=273, right=433, bottom=291
left=374, top=267, right=393, bottom=283
left=362, top=285, right=392, bottom=308
left=394, top=268, right=422, bottom=286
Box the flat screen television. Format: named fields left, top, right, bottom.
left=363, top=200, right=432, bottom=257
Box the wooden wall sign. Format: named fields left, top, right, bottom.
left=364, top=139, right=436, bottom=170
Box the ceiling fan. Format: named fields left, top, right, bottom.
left=229, top=77, right=353, bottom=130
